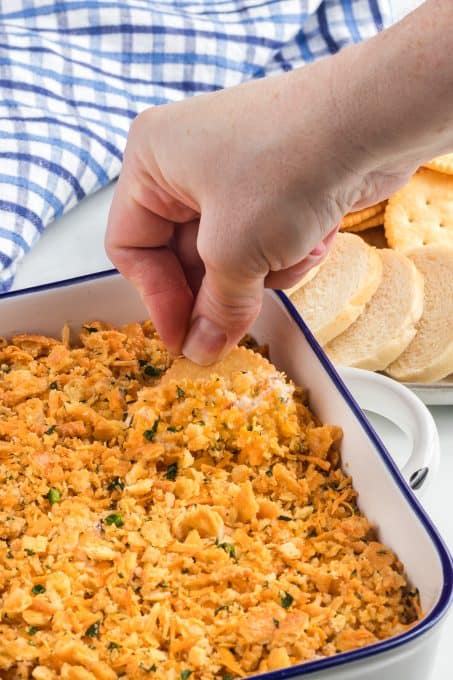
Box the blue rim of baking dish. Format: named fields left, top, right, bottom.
left=2, top=270, right=453, bottom=679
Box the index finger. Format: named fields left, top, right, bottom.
left=105, top=170, right=195, bottom=355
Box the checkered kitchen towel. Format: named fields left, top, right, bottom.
left=0, top=0, right=392, bottom=291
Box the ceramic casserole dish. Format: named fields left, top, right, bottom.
left=0, top=270, right=451, bottom=680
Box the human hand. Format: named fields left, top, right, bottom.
left=106, top=0, right=453, bottom=364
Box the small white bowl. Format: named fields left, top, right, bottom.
left=0, top=271, right=451, bottom=680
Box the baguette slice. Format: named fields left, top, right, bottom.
left=289, top=233, right=383, bottom=346
left=325, top=249, right=424, bottom=371
left=284, top=261, right=324, bottom=297
left=386, top=245, right=453, bottom=382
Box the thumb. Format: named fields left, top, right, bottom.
left=182, top=264, right=264, bottom=366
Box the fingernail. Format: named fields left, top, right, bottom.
left=182, top=317, right=227, bottom=366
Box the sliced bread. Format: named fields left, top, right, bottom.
left=289, top=233, right=383, bottom=346
left=325, top=249, right=424, bottom=371
left=386, top=245, right=453, bottom=382
left=284, top=261, right=324, bottom=297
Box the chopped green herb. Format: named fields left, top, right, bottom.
left=180, top=672, right=192, bottom=680
left=265, top=468, right=273, bottom=477
left=45, top=425, right=56, bottom=435
left=280, top=591, right=294, bottom=609
left=165, top=463, right=178, bottom=481
left=45, top=488, right=61, bottom=504
left=107, top=476, right=125, bottom=492
left=143, top=364, right=162, bottom=377
left=214, top=605, right=230, bottom=615
left=277, top=515, right=292, bottom=522
left=143, top=419, right=159, bottom=441
left=6, top=551, right=13, bottom=559
left=27, top=627, right=38, bottom=636
left=49, top=381, right=58, bottom=390
left=25, top=549, right=35, bottom=556
left=31, top=584, right=46, bottom=595
left=273, top=618, right=280, bottom=629
left=222, top=675, right=234, bottom=680
left=85, top=621, right=101, bottom=638
left=108, top=641, right=120, bottom=651
left=216, top=541, right=236, bottom=559
left=105, top=513, right=124, bottom=528
left=176, top=385, right=185, bottom=399
left=377, top=549, right=388, bottom=555
left=167, top=425, right=182, bottom=432
left=83, top=325, right=98, bottom=333
left=140, top=664, right=157, bottom=673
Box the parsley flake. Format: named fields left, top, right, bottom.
left=143, top=364, right=162, bottom=377
left=180, top=672, right=192, bottom=680
left=176, top=385, right=185, bottom=399
left=27, top=627, right=38, bottom=635
left=165, top=463, right=178, bottom=481
left=280, top=591, right=294, bottom=609
left=85, top=621, right=101, bottom=638
left=45, top=488, right=61, bottom=504
left=216, top=540, right=236, bottom=559
left=214, top=605, right=230, bottom=616
left=105, top=513, right=124, bottom=528
left=31, top=584, right=46, bottom=595
left=143, top=419, right=159, bottom=441
left=107, top=476, right=125, bottom=492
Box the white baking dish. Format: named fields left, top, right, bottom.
left=0, top=270, right=451, bottom=680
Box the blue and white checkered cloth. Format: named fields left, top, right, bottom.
left=0, top=0, right=392, bottom=291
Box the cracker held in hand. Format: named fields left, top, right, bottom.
left=385, top=168, right=453, bottom=251
left=162, top=346, right=276, bottom=384
left=424, top=153, right=453, bottom=175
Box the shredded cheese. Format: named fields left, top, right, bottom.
left=0, top=323, right=420, bottom=679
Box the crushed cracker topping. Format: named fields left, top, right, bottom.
left=0, top=323, right=420, bottom=679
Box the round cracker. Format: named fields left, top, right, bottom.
left=341, top=211, right=385, bottom=233
left=341, top=202, right=387, bottom=228
left=423, top=153, right=453, bottom=175
left=161, top=346, right=276, bottom=385
left=384, top=168, right=453, bottom=252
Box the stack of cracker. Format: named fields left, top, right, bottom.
left=287, top=153, right=453, bottom=384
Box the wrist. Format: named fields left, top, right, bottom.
left=330, top=1, right=453, bottom=174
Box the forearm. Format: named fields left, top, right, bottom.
left=332, top=0, right=453, bottom=168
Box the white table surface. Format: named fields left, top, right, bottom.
left=10, top=184, right=453, bottom=678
